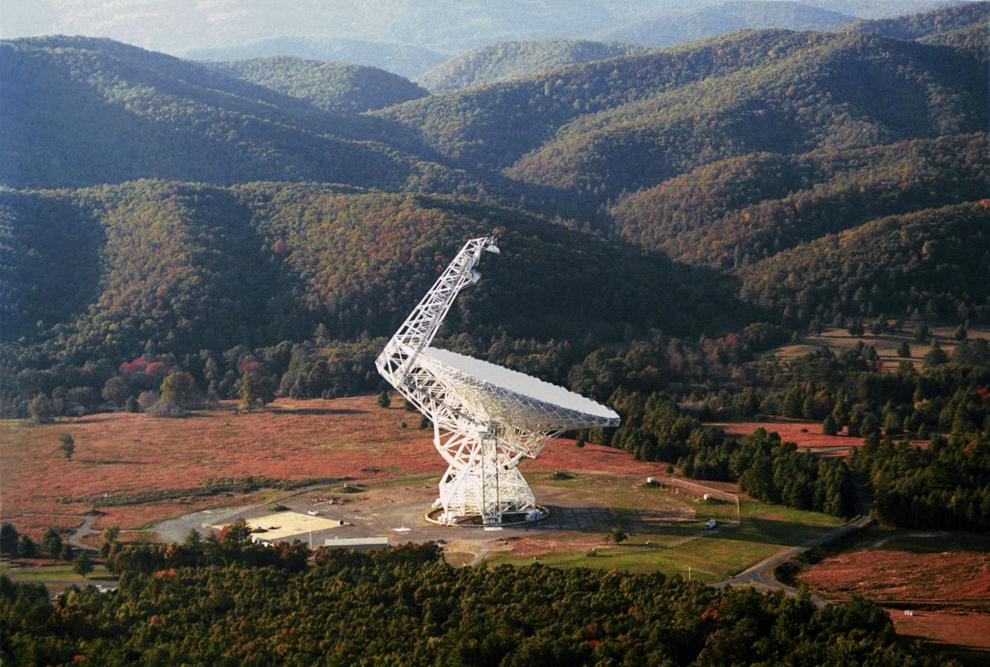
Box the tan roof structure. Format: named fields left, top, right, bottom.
left=212, top=511, right=342, bottom=542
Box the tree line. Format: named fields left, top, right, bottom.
left=1, top=533, right=949, bottom=665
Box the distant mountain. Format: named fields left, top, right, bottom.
left=0, top=36, right=451, bottom=190
left=417, top=40, right=648, bottom=93
left=186, top=37, right=447, bottom=80
left=204, top=57, right=428, bottom=113
left=846, top=0, right=986, bottom=38
left=596, top=2, right=855, bottom=47
left=2, top=1, right=676, bottom=58
left=0, top=182, right=746, bottom=357
left=4, top=1, right=955, bottom=56
left=797, top=1, right=961, bottom=19
left=378, top=30, right=826, bottom=173
left=505, top=33, right=987, bottom=199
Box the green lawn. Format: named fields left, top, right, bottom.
left=1, top=564, right=113, bottom=582
left=489, top=495, right=842, bottom=583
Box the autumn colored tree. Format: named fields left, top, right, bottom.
left=237, top=370, right=275, bottom=411
left=28, top=394, right=54, bottom=424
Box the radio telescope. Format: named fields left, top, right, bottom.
left=376, top=236, right=620, bottom=525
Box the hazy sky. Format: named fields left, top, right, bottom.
left=0, top=0, right=964, bottom=55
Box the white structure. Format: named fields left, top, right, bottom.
left=376, top=236, right=620, bottom=525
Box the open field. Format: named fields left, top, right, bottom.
left=0, top=563, right=112, bottom=583
left=7, top=395, right=981, bottom=656
left=772, top=325, right=990, bottom=371
left=0, top=395, right=662, bottom=537
left=797, top=529, right=990, bottom=658
left=485, top=474, right=841, bottom=582
left=710, top=419, right=865, bottom=453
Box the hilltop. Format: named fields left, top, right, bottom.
left=505, top=33, right=986, bottom=198
left=204, top=57, right=428, bottom=113
left=739, top=201, right=990, bottom=325
left=417, top=40, right=647, bottom=93
left=187, top=37, right=447, bottom=80
left=610, top=133, right=989, bottom=267
left=597, top=1, right=855, bottom=47
left=0, top=36, right=443, bottom=190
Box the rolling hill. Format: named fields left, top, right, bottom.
left=0, top=182, right=747, bottom=361
left=739, top=201, right=990, bottom=325
left=186, top=37, right=447, bottom=80
left=0, top=36, right=444, bottom=190
left=846, top=1, right=988, bottom=40
left=597, top=1, right=855, bottom=47
left=417, top=40, right=647, bottom=93
left=377, top=30, right=830, bottom=173
left=204, top=57, right=429, bottom=113
left=505, top=33, right=987, bottom=198
left=0, top=35, right=577, bottom=210
left=2, top=2, right=986, bottom=392
left=610, top=133, right=989, bottom=267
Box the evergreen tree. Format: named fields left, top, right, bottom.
left=17, top=535, right=37, bottom=558
left=58, top=434, right=75, bottom=461
left=822, top=414, right=838, bottom=436
left=377, top=389, right=391, bottom=409
left=41, top=529, right=62, bottom=558
left=0, top=524, right=19, bottom=557
left=923, top=339, right=949, bottom=368
left=73, top=550, right=93, bottom=577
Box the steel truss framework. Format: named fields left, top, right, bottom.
left=376, top=236, right=619, bottom=525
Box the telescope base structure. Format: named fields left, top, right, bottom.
left=431, top=425, right=547, bottom=526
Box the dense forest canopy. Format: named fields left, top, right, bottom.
left=0, top=182, right=747, bottom=360
left=0, top=543, right=951, bottom=665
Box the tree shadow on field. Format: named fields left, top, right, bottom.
left=870, top=530, right=990, bottom=555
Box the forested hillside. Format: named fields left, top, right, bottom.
left=0, top=182, right=746, bottom=362
left=847, top=1, right=988, bottom=40
left=611, top=133, right=989, bottom=266
left=0, top=37, right=442, bottom=190
left=378, top=30, right=830, bottom=172
left=205, top=57, right=428, bottom=112
left=740, top=201, right=990, bottom=326
left=417, top=40, right=646, bottom=93
left=597, top=1, right=854, bottom=47
left=506, top=33, right=986, bottom=198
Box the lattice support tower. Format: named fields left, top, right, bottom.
left=376, top=236, right=619, bottom=525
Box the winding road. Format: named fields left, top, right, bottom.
left=712, top=513, right=873, bottom=603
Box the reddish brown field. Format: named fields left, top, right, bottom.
left=890, top=610, right=990, bottom=657
left=1, top=396, right=659, bottom=532
left=798, top=531, right=990, bottom=654
left=711, top=420, right=865, bottom=450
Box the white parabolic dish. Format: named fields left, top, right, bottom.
left=376, top=235, right=622, bottom=524
left=418, top=346, right=620, bottom=431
